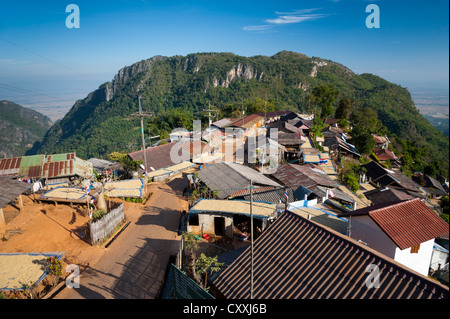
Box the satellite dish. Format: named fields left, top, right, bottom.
left=140, top=164, right=145, bottom=170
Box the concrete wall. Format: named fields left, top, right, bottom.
left=188, top=213, right=233, bottom=237
left=394, top=239, right=435, bottom=276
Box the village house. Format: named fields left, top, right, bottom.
left=211, top=209, right=449, bottom=299
left=372, top=134, right=390, bottom=149
left=256, top=110, right=292, bottom=124
left=0, top=153, right=93, bottom=187
left=211, top=118, right=235, bottom=132
left=362, top=161, right=425, bottom=198
left=413, top=173, right=448, bottom=198
left=373, top=148, right=401, bottom=168
left=223, top=114, right=265, bottom=134
left=324, top=135, right=360, bottom=160
left=324, top=117, right=339, bottom=127
left=271, top=163, right=339, bottom=190
left=338, top=198, right=449, bottom=277
left=194, top=162, right=280, bottom=199
left=363, top=186, right=415, bottom=206
left=186, top=199, right=278, bottom=238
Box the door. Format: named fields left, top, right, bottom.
left=214, top=217, right=225, bottom=236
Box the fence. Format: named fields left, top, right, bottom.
left=89, top=203, right=125, bottom=245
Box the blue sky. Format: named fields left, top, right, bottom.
left=0, top=0, right=448, bottom=119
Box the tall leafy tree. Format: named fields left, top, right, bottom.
left=309, top=84, right=340, bottom=119
left=335, top=97, right=352, bottom=120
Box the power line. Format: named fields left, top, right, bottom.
left=0, top=83, right=76, bottom=104
left=0, top=36, right=98, bottom=82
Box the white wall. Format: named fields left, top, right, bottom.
left=394, top=239, right=435, bottom=277
left=349, top=215, right=436, bottom=277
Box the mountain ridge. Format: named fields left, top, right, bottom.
left=0, top=100, right=53, bottom=158
left=26, top=51, right=449, bottom=175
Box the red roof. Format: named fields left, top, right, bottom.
left=339, top=198, right=449, bottom=250
left=374, top=148, right=398, bottom=161
left=227, top=114, right=264, bottom=128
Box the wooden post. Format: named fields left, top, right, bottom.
left=18, top=195, right=24, bottom=212
left=0, top=208, right=6, bottom=236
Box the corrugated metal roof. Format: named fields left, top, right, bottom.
left=189, top=199, right=277, bottom=219
left=129, top=142, right=178, bottom=171
left=212, top=210, right=449, bottom=299
left=0, top=154, right=92, bottom=179
left=364, top=187, right=414, bottom=205
left=271, top=163, right=338, bottom=189
left=212, top=118, right=235, bottom=128
left=226, top=114, right=264, bottom=129
left=363, top=161, right=423, bottom=195
left=241, top=187, right=297, bottom=204
left=0, top=177, right=31, bottom=208
left=197, top=162, right=280, bottom=199
left=338, top=198, right=449, bottom=250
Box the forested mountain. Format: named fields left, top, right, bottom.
left=0, top=100, right=53, bottom=157
left=27, top=51, right=449, bottom=176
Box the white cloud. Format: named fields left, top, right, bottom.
left=243, top=8, right=329, bottom=32
left=242, top=25, right=274, bottom=31
left=266, top=13, right=328, bottom=24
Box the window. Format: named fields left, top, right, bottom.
left=410, top=244, right=420, bottom=254
left=189, top=214, right=199, bottom=226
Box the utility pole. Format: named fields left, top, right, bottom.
left=264, top=94, right=267, bottom=127
left=250, top=179, right=254, bottom=299
left=131, top=95, right=153, bottom=178
left=139, top=96, right=148, bottom=178
left=203, top=103, right=218, bottom=149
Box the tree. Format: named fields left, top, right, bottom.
left=335, top=97, right=352, bottom=120
left=350, top=107, right=379, bottom=133
left=351, top=124, right=376, bottom=156
left=311, top=117, right=325, bottom=138
left=309, top=85, right=340, bottom=119
left=195, top=253, right=224, bottom=289
left=182, top=232, right=202, bottom=285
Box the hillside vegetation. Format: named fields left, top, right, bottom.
left=0, top=100, right=53, bottom=157
left=27, top=51, right=449, bottom=176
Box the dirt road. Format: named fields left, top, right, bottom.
left=54, top=177, right=188, bottom=299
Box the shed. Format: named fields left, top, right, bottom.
left=0, top=177, right=31, bottom=234
left=187, top=199, right=277, bottom=238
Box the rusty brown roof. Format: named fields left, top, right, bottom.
left=271, top=163, right=338, bottom=189
left=129, top=142, right=178, bottom=171
left=338, top=198, right=449, bottom=250
left=212, top=210, right=449, bottom=299
left=0, top=154, right=92, bottom=179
